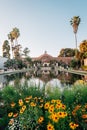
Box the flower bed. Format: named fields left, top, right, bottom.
left=0, top=83, right=87, bottom=130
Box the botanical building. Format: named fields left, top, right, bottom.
left=32, top=51, right=73, bottom=75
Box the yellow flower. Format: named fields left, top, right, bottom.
left=62, top=104, right=66, bottom=110
left=44, top=102, right=50, bottom=109
left=24, top=96, right=32, bottom=102
left=8, top=112, right=13, bottom=117
left=57, top=111, right=66, bottom=118
left=30, top=102, right=36, bottom=107
left=20, top=108, right=24, bottom=114
left=10, top=102, right=16, bottom=108
left=56, top=99, right=61, bottom=104
left=55, top=103, right=62, bottom=109
left=39, top=104, right=43, bottom=108
left=69, top=122, right=79, bottom=130
left=38, top=116, right=44, bottom=124
left=48, top=105, right=54, bottom=113
left=51, top=99, right=56, bottom=104
left=34, top=97, right=38, bottom=100
left=50, top=112, right=59, bottom=123
left=47, top=123, right=55, bottom=130
left=22, top=105, right=26, bottom=111
left=40, top=99, right=44, bottom=103
left=19, top=99, right=23, bottom=106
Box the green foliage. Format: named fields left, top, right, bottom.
left=58, top=48, right=75, bottom=57
left=0, top=83, right=87, bottom=129
left=2, top=40, right=10, bottom=58
left=70, top=59, right=80, bottom=68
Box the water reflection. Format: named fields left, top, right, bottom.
left=0, top=71, right=82, bottom=89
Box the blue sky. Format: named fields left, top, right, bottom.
left=0, top=0, right=87, bottom=57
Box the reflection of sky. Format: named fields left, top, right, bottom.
left=0, top=75, right=68, bottom=90
left=27, top=77, right=63, bottom=89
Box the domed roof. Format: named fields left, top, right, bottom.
left=37, top=51, right=53, bottom=62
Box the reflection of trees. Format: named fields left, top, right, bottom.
left=38, top=74, right=52, bottom=83
left=5, top=73, right=24, bottom=86
left=57, top=72, right=82, bottom=85
left=3, top=71, right=82, bottom=88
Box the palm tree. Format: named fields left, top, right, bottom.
left=8, top=27, right=20, bottom=58
left=11, top=27, right=20, bottom=45
left=2, top=40, right=10, bottom=59
left=8, top=32, right=15, bottom=58
left=70, top=16, right=81, bottom=57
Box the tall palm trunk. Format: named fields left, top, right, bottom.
left=75, top=33, right=77, bottom=57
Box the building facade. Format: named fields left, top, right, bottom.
left=32, top=51, right=73, bottom=75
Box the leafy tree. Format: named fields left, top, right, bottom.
left=58, top=48, right=75, bottom=57
left=79, top=40, right=87, bottom=58
left=70, top=59, right=80, bottom=69
left=23, top=47, right=30, bottom=57
left=13, top=44, right=22, bottom=59
left=2, top=40, right=10, bottom=58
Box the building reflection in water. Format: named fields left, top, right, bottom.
left=0, top=69, right=82, bottom=89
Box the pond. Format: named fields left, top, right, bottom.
left=0, top=71, right=82, bottom=90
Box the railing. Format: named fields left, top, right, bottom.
left=0, top=67, right=87, bottom=76
left=0, top=68, right=32, bottom=75
left=57, top=67, right=87, bottom=76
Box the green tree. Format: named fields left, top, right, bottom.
left=79, top=40, right=87, bottom=58
left=13, top=44, right=22, bottom=60
left=58, top=48, right=75, bottom=57
left=70, top=16, right=81, bottom=57
left=23, top=47, right=30, bottom=57
left=2, top=40, right=10, bottom=58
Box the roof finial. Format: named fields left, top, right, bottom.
left=44, top=50, right=47, bottom=54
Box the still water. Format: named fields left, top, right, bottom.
left=0, top=71, right=82, bottom=89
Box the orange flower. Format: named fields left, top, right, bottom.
left=13, top=113, right=18, bottom=118
left=82, top=114, right=87, bottom=119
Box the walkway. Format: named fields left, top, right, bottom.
left=57, top=67, right=87, bottom=76
left=0, top=68, right=87, bottom=76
